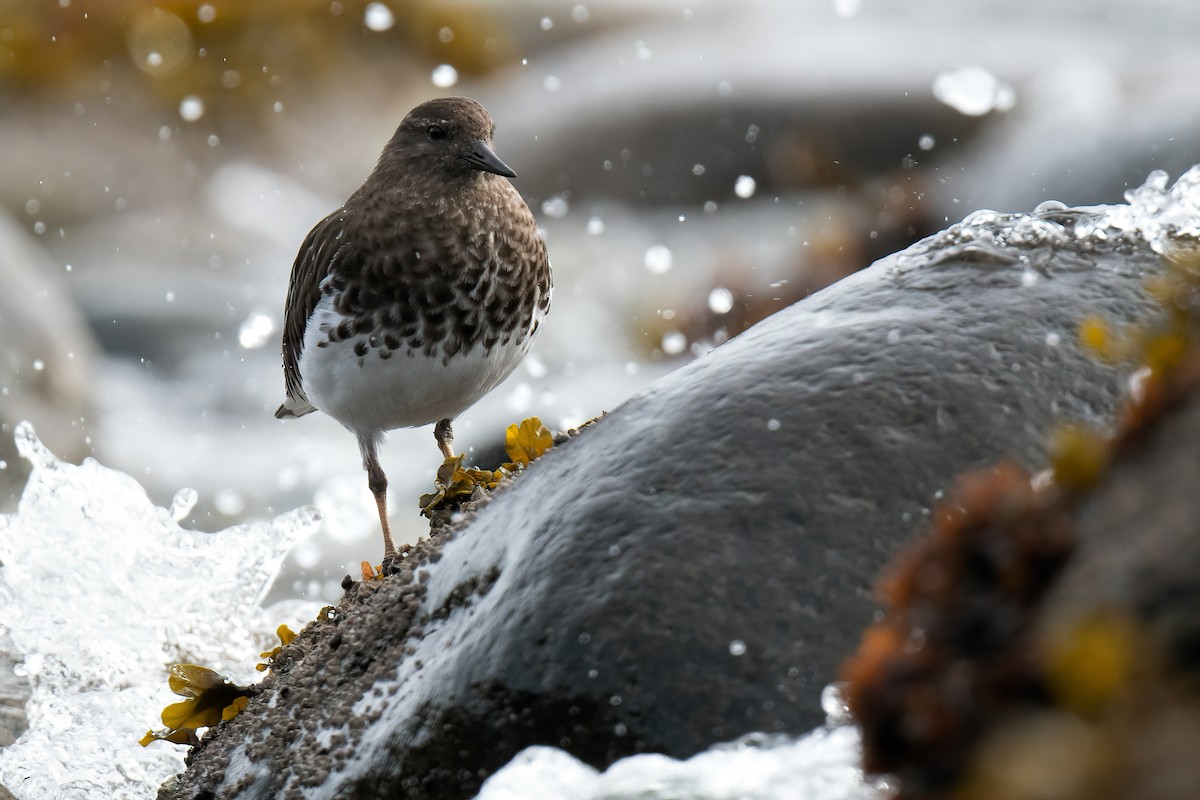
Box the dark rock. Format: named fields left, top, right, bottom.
left=164, top=205, right=1164, bottom=799
left=840, top=263, right=1200, bottom=799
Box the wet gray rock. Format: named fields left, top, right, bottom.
left=164, top=205, right=1164, bottom=799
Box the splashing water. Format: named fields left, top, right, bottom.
left=475, top=687, right=886, bottom=800
left=0, top=423, right=321, bottom=799
left=891, top=166, right=1200, bottom=275
left=1085, top=166, right=1200, bottom=252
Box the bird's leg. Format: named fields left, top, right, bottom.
left=357, top=432, right=396, bottom=562
left=434, top=418, right=455, bottom=460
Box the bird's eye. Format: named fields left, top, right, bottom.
left=426, top=125, right=446, bottom=141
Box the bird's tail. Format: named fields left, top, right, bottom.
left=274, top=397, right=317, bottom=419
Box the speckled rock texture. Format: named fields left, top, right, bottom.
left=162, top=207, right=1164, bottom=799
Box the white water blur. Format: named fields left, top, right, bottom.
left=0, top=424, right=321, bottom=799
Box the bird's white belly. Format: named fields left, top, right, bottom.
left=299, top=298, right=531, bottom=435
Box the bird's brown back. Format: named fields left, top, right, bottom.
left=278, top=167, right=551, bottom=413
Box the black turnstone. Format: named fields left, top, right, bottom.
left=275, top=97, right=552, bottom=560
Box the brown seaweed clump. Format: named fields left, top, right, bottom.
left=839, top=462, right=1076, bottom=796
left=840, top=245, right=1200, bottom=800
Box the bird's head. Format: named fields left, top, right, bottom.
left=380, top=96, right=516, bottom=182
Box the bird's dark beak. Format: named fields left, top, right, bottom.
left=460, top=140, right=517, bottom=178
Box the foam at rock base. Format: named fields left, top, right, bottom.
left=0, top=422, right=321, bottom=800
left=475, top=727, right=889, bottom=800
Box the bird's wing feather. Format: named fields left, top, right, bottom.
left=277, top=210, right=353, bottom=417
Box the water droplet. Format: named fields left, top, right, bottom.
left=571, top=5, right=590, bottom=22
left=437, top=27, right=454, bottom=43
left=932, top=65, right=1016, bottom=116
left=213, top=489, right=245, bottom=516
left=363, top=2, right=395, bottom=31
left=24, top=199, right=40, bottom=215
left=729, top=639, right=747, bottom=656
left=644, top=244, right=673, bottom=274
left=292, top=539, right=322, bottom=570
left=32, top=359, right=44, bottom=371
left=540, top=195, right=569, bottom=218
left=508, top=382, right=533, bottom=412
left=692, top=163, right=706, bottom=176
left=834, top=0, right=862, bottom=17
left=431, top=63, right=458, bottom=88
left=820, top=682, right=852, bottom=724
left=238, top=311, right=276, bottom=349
left=585, top=216, right=605, bottom=235
left=170, top=487, right=198, bottom=522
left=179, top=94, right=204, bottom=121
left=918, top=134, right=935, bottom=151
left=540, top=16, right=554, bottom=30
left=524, top=354, right=547, bottom=378
left=1021, top=268, right=1039, bottom=287
left=767, top=418, right=781, bottom=431
left=708, top=287, right=734, bottom=314
left=1045, top=331, right=1061, bottom=347
left=734, top=175, right=757, bottom=199
left=129, top=8, right=194, bottom=77
left=661, top=331, right=687, bottom=355
left=197, top=4, right=216, bottom=23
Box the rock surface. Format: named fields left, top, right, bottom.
left=840, top=245, right=1200, bottom=799
left=164, top=206, right=1164, bottom=799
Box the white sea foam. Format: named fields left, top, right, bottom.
left=0, top=423, right=320, bottom=799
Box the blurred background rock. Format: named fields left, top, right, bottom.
left=1, top=0, right=1198, bottom=602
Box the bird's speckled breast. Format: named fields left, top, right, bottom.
left=297, top=173, right=551, bottom=432
left=317, top=174, right=550, bottom=365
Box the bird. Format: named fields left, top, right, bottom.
left=275, top=97, right=552, bottom=562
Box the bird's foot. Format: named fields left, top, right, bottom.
left=418, top=455, right=503, bottom=517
